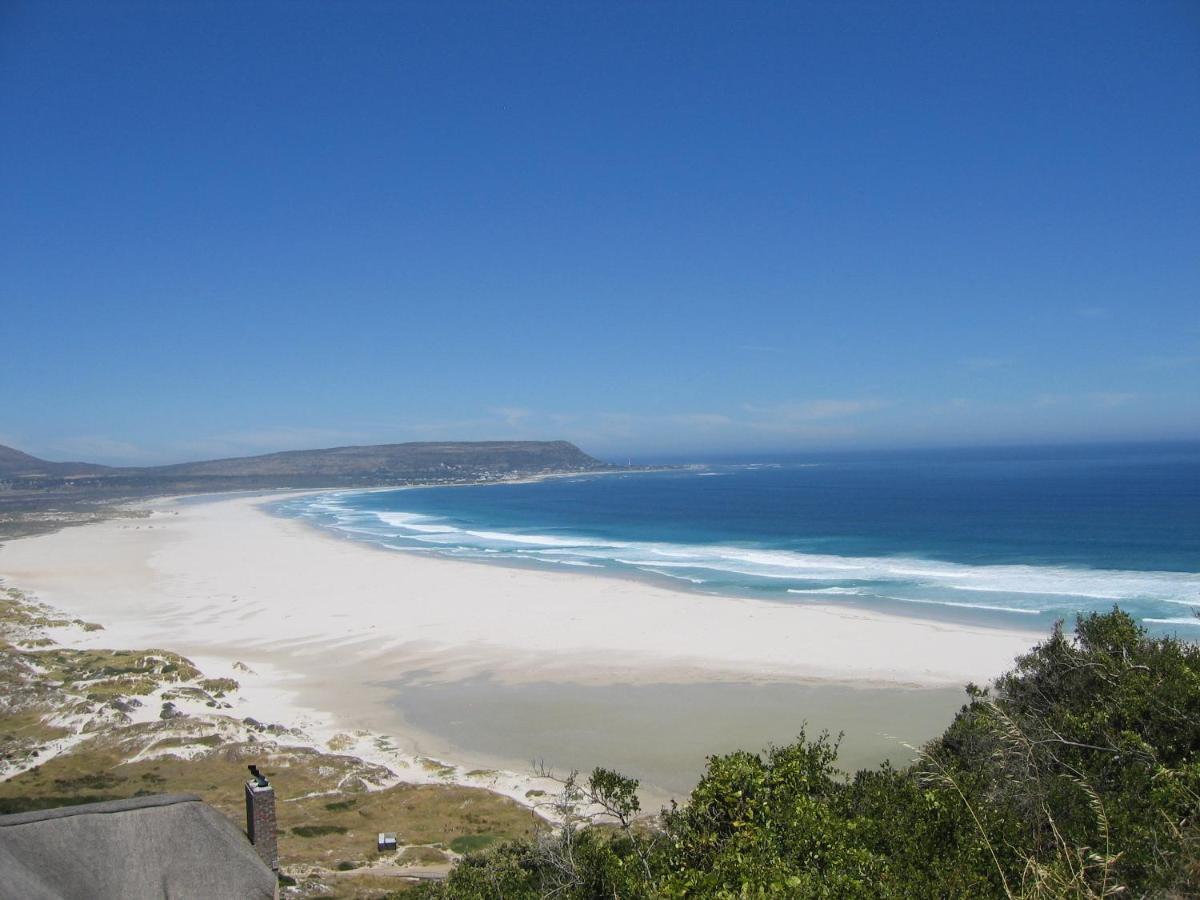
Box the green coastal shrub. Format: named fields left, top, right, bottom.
left=291, top=824, right=348, bottom=838
left=411, top=609, right=1200, bottom=899
left=450, top=834, right=501, bottom=854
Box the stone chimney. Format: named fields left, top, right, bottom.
left=244, top=765, right=278, bottom=872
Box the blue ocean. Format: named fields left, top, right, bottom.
left=274, top=443, right=1200, bottom=636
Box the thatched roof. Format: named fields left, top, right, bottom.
left=0, top=793, right=277, bottom=900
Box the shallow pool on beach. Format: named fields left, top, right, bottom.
left=383, top=677, right=966, bottom=798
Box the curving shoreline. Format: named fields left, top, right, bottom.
left=0, top=491, right=1042, bottom=798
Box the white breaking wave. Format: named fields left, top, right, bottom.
left=641, top=568, right=708, bottom=584
left=395, top=522, right=457, bottom=534
left=375, top=511, right=441, bottom=528
left=788, top=588, right=1042, bottom=615
left=787, top=587, right=870, bottom=596
left=287, top=495, right=1200, bottom=619
left=462, top=530, right=614, bottom=548
left=878, top=596, right=1043, bottom=615
left=1144, top=617, right=1200, bottom=626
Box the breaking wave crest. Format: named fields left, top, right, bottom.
left=276, top=492, right=1200, bottom=629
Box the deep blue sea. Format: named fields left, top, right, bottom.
left=274, top=443, right=1200, bottom=636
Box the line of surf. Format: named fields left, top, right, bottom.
left=275, top=494, right=1200, bottom=621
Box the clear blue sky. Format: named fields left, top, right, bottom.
left=2, top=1, right=1197, bottom=463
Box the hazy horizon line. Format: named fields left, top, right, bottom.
left=7, top=434, right=1199, bottom=470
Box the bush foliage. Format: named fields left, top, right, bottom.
left=412, top=610, right=1198, bottom=898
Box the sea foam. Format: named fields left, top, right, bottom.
left=276, top=489, right=1200, bottom=631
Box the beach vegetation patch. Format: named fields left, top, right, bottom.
left=292, top=824, right=349, bottom=837
left=198, top=677, right=238, bottom=697
left=51, top=772, right=124, bottom=791
left=449, top=833, right=500, bottom=854
left=0, top=585, right=534, bottom=892
left=418, top=758, right=456, bottom=778
left=400, top=846, right=450, bottom=865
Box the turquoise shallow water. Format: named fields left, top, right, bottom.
left=274, top=442, right=1200, bottom=636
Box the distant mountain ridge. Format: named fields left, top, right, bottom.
left=0, top=439, right=618, bottom=539
left=0, top=444, right=113, bottom=477
left=0, top=440, right=611, bottom=487
left=134, top=440, right=604, bottom=478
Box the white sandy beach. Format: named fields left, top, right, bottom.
left=0, top=493, right=1039, bottom=685
left=0, top=492, right=1043, bottom=795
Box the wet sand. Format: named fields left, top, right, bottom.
left=381, top=676, right=965, bottom=797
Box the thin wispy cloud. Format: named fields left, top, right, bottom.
left=736, top=344, right=787, bottom=354
left=172, top=427, right=373, bottom=460
left=1034, top=393, right=1071, bottom=409
left=490, top=407, right=535, bottom=427
left=930, top=398, right=971, bottom=413
left=407, top=417, right=522, bottom=438
left=395, top=403, right=884, bottom=452
left=1141, top=353, right=1200, bottom=370
left=46, top=436, right=161, bottom=464
left=1032, top=392, right=1141, bottom=411
left=961, top=357, right=1013, bottom=372
left=1090, top=391, right=1139, bottom=409
left=743, top=421, right=863, bottom=439
left=743, top=399, right=884, bottom=421
left=668, top=413, right=734, bottom=428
